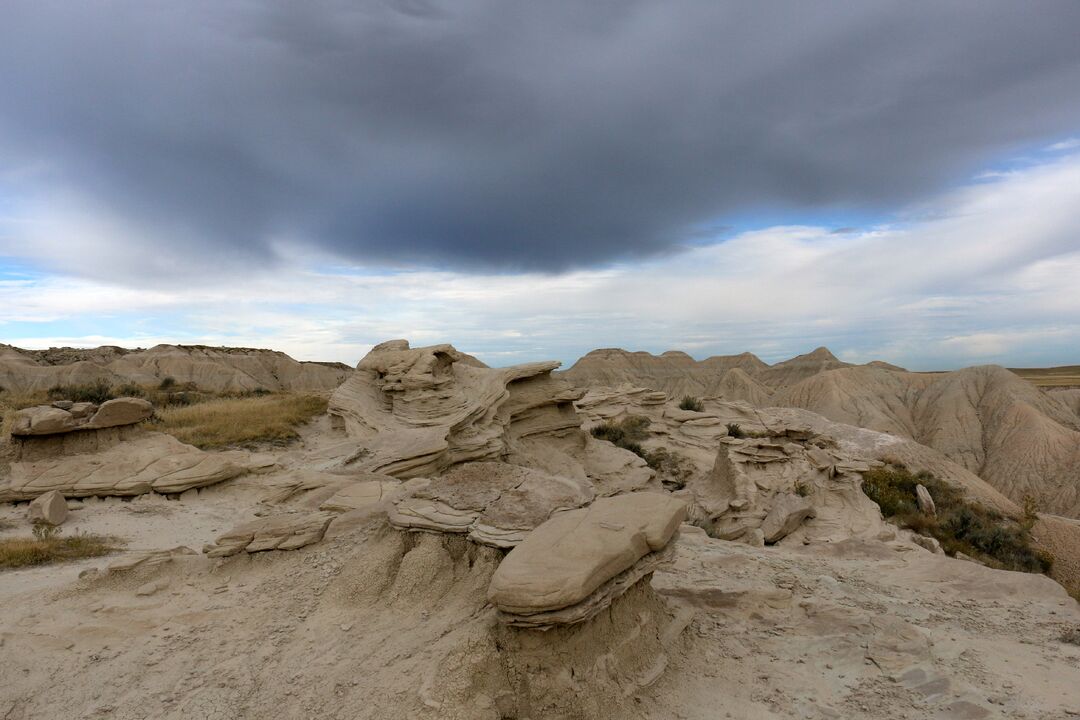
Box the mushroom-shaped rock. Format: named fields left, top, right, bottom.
left=488, top=492, right=686, bottom=620
left=27, top=489, right=68, bottom=526
left=87, top=398, right=153, bottom=429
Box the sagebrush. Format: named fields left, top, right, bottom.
left=861, top=466, right=1053, bottom=574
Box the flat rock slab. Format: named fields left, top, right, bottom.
left=204, top=512, right=335, bottom=557
left=488, top=492, right=686, bottom=616
left=319, top=479, right=400, bottom=512
left=0, top=432, right=247, bottom=501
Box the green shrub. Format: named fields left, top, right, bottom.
left=158, top=376, right=177, bottom=390
left=725, top=422, right=744, bottom=438
left=591, top=415, right=652, bottom=462
left=679, top=395, right=704, bottom=412
left=861, top=466, right=1052, bottom=574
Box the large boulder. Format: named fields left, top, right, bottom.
left=27, top=489, right=68, bottom=526
left=488, top=492, right=686, bottom=623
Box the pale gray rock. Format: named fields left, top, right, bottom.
left=488, top=492, right=686, bottom=617
left=10, top=406, right=78, bottom=436
left=204, top=512, right=335, bottom=557
left=27, top=489, right=68, bottom=525
left=916, top=483, right=937, bottom=516
left=86, top=397, right=153, bottom=429
left=762, top=493, right=816, bottom=543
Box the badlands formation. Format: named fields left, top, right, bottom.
left=0, top=340, right=1078, bottom=719
left=0, top=343, right=349, bottom=395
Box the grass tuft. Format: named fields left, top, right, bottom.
left=0, top=530, right=122, bottom=570
left=147, top=393, right=328, bottom=449
left=862, top=466, right=1052, bottom=574
left=678, top=395, right=704, bottom=412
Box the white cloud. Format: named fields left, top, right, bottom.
left=1047, top=138, right=1080, bottom=152
left=2, top=154, right=1080, bottom=370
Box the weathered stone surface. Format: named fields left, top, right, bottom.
left=488, top=492, right=686, bottom=616
left=911, top=533, right=943, bottom=554
left=9, top=397, right=151, bottom=437
left=87, top=398, right=153, bottom=429
left=0, top=432, right=248, bottom=501
left=10, top=406, right=78, bottom=436
left=326, top=341, right=587, bottom=478
left=916, top=483, right=937, bottom=516
left=762, top=493, right=816, bottom=543
left=388, top=462, right=595, bottom=547
left=319, top=479, right=399, bottom=512
left=27, top=489, right=68, bottom=525
left=686, top=433, right=882, bottom=545
left=203, top=512, right=335, bottom=557
left=496, top=542, right=676, bottom=628
left=108, top=546, right=197, bottom=573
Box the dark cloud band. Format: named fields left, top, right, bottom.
left=2, top=0, right=1079, bottom=276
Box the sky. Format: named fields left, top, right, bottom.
left=1, top=0, right=1079, bottom=369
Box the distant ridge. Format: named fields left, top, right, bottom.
left=561, top=345, right=896, bottom=397
left=0, top=343, right=350, bottom=394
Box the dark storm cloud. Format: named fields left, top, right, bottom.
left=2, top=0, right=1080, bottom=276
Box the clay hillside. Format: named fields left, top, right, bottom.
left=565, top=347, right=1080, bottom=518
left=1, top=339, right=1079, bottom=719
left=0, top=344, right=350, bottom=395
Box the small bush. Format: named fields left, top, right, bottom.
left=862, top=466, right=1052, bottom=574
left=679, top=395, right=704, bottom=412
left=46, top=381, right=114, bottom=404
left=158, top=376, right=177, bottom=391
left=726, top=422, right=744, bottom=438
left=591, top=415, right=652, bottom=462
left=0, top=531, right=122, bottom=570
left=113, top=382, right=145, bottom=398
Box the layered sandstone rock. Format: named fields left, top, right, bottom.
left=488, top=493, right=686, bottom=628
left=203, top=512, right=336, bottom=557
left=1, top=398, right=250, bottom=501
left=10, top=397, right=153, bottom=436
left=388, top=461, right=594, bottom=547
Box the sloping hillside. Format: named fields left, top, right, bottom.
left=776, top=364, right=1080, bottom=517
left=0, top=344, right=350, bottom=394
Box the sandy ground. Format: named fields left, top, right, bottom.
left=1, top=473, right=1078, bottom=719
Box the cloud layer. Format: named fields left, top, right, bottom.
left=3, top=153, right=1079, bottom=369
left=3, top=1, right=1080, bottom=278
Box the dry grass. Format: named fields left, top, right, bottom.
left=1010, top=365, right=1080, bottom=388
left=147, top=393, right=328, bottom=449
left=0, top=532, right=122, bottom=570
